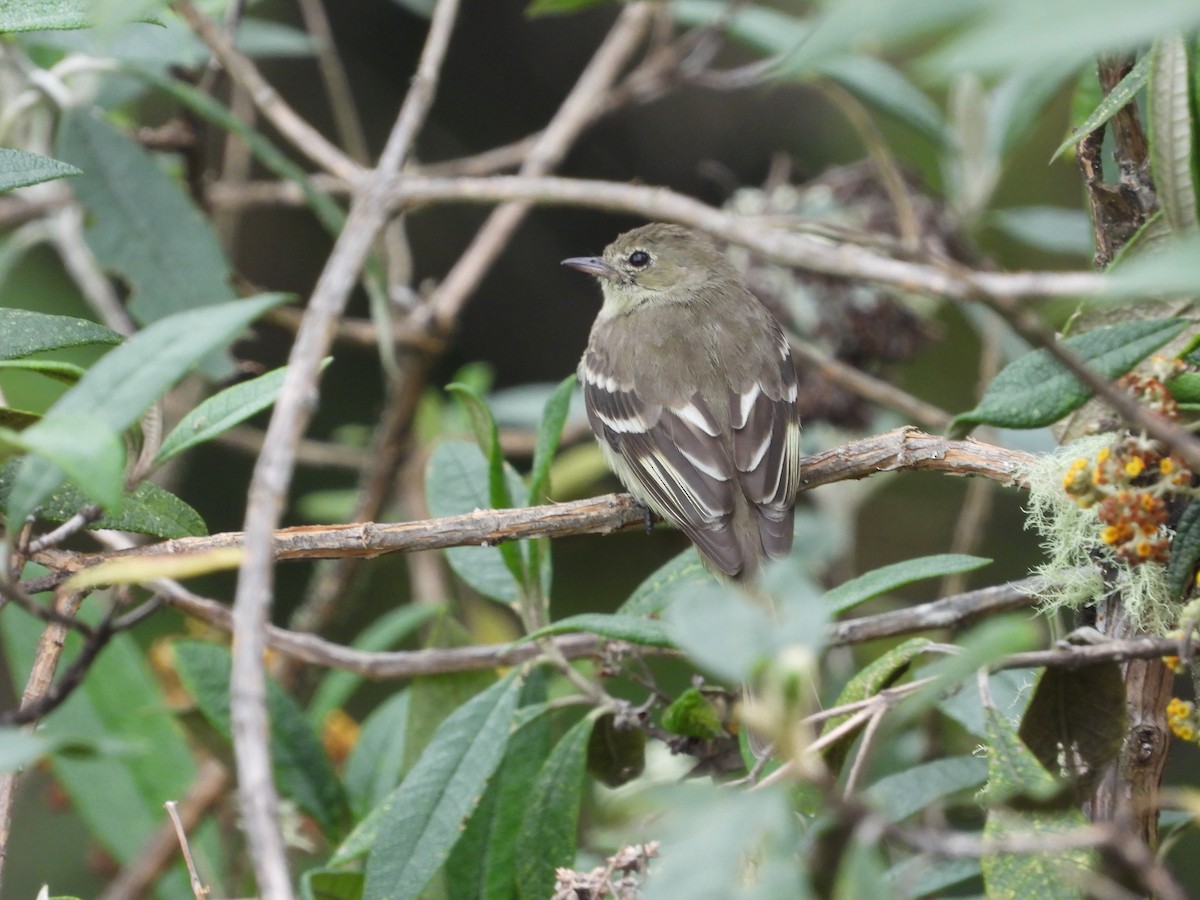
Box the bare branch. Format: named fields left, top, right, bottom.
left=174, top=0, right=362, bottom=181
left=381, top=174, right=1107, bottom=301
left=226, top=0, right=465, bottom=892
left=32, top=429, right=1034, bottom=584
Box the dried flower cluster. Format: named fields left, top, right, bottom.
left=1061, top=365, right=1197, bottom=566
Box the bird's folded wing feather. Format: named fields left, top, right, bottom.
left=729, top=326, right=802, bottom=558
left=581, top=348, right=744, bottom=575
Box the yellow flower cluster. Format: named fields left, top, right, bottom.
left=1167, top=697, right=1198, bottom=744
left=1062, top=421, right=1195, bottom=566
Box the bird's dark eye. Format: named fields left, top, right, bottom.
left=628, top=250, right=651, bottom=268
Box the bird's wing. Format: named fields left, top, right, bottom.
left=729, top=324, right=801, bottom=559
left=580, top=347, right=743, bottom=576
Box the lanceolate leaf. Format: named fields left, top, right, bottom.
left=950, top=318, right=1190, bottom=433
left=824, top=554, right=992, bottom=614
left=4, top=294, right=287, bottom=526
left=1149, top=34, right=1199, bottom=233
left=529, top=374, right=575, bottom=504
left=0, top=148, right=80, bottom=193
left=523, top=613, right=673, bottom=647
left=821, top=638, right=932, bottom=770
left=1167, top=500, right=1200, bottom=600
left=0, top=461, right=206, bottom=538
left=358, top=672, right=523, bottom=898
left=56, top=108, right=237, bottom=327
left=446, top=674, right=552, bottom=900
left=618, top=547, right=712, bottom=616
left=980, top=707, right=1095, bottom=898
left=156, top=360, right=330, bottom=465
left=0, top=308, right=121, bottom=360
left=425, top=440, right=529, bottom=605
left=1052, top=53, right=1151, bottom=160
left=516, top=713, right=595, bottom=899
left=173, top=641, right=352, bottom=841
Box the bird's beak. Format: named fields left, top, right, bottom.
left=562, top=256, right=620, bottom=280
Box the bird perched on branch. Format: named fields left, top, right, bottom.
left=564, top=223, right=801, bottom=581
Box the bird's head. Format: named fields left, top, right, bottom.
left=563, top=223, right=735, bottom=318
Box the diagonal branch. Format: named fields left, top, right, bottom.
left=226, top=0, right=465, bottom=893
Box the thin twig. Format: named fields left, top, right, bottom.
left=227, top=0, right=464, bottom=893
left=99, top=759, right=229, bottom=900
left=789, top=341, right=952, bottom=432
left=165, top=801, right=208, bottom=900
left=296, top=0, right=369, bottom=163
left=174, top=0, right=362, bottom=181
left=426, top=3, right=657, bottom=331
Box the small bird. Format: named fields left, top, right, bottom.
left=564, top=223, right=801, bottom=581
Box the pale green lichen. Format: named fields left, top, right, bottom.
left=1021, top=434, right=1178, bottom=633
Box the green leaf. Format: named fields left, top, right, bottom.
left=0, top=728, right=50, bottom=771
left=888, top=855, right=981, bottom=899
left=4, top=293, right=287, bottom=526
left=903, top=618, right=1040, bottom=724
left=642, top=783, right=806, bottom=899
left=404, top=617, right=498, bottom=770
left=529, top=374, right=575, bottom=504
left=1149, top=34, right=1199, bottom=233
left=0, top=414, right=124, bottom=511
left=988, top=207, right=1093, bottom=256
left=950, top=318, right=1190, bottom=433
left=0, top=308, right=121, bottom=360
left=618, top=547, right=714, bottom=616
left=55, top=107, right=236, bottom=328
left=866, top=755, right=989, bottom=822
left=307, top=603, right=443, bottom=727
left=673, top=2, right=944, bottom=144
left=156, top=360, right=330, bottom=465
left=833, top=836, right=890, bottom=900
left=980, top=708, right=1095, bottom=898
left=0, top=148, right=80, bottom=193
left=524, top=613, right=673, bottom=647
left=1167, top=500, right=1200, bottom=600
left=525, top=0, right=608, bottom=16
left=173, top=640, right=352, bottom=841
left=922, top=0, right=1200, bottom=79
left=300, top=869, right=363, bottom=900
left=1, top=609, right=218, bottom=898
left=820, top=638, right=932, bottom=769
left=938, top=668, right=1037, bottom=739
left=525, top=377, right=574, bottom=610
left=981, top=704, right=1063, bottom=806
left=1167, top=370, right=1200, bottom=403
left=824, top=555, right=992, bottom=614
left=132, top=69, right=348, bottom=238
left=446, top=383, right=527, bottom=591
left=0, top=358, right=87, bottom=384
left=668, top=561, right=827, bottom=682
left=1051, top=53, right=1151, bottom=160
left=0, top=462, right=205, bottom=537
left=1018, top=664, right=1126, bottom=799
left=356, top=672, right=523, bottom=897
left=343, top=693, right=410, bottom=820
left=0, top=0, right=91, bottom=31
left=425, top=440, right=529, bottom=605
left=816, top=54, right=946, bottom=145
left=516, top=713, right=595, bottom=899
left=447, top=674, right=552, bottom=900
